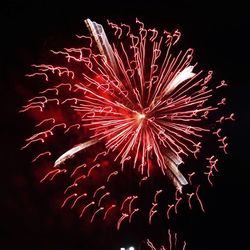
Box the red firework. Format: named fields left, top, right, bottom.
left=20, top=18, right=234, bottom=230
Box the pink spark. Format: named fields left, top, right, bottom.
left=71, top=193, right=87, bottom=209
left=35, top=118, right=55, bottom=127
left=154, top=190, right=163, bottom=203
left=80, top=201, right=95, bottom=218
left=74, top=175, right=86, bottom=184
left=139, top=176, right=148, bottom=187
left=61, top=98, right=78, bottom=105
left=225, top=113, right=235, bottom=121
left=196, top=185, right=205, bottom=213
left=87, top=164, right=100, bottom=177
left=117, top=213, right=129, bottom=230
left=216, top=80, right=228, bottom=89
left=64, top=183, right=78, bottom=194
left=47, top=98, right=60, bottom=105
left=212, top=128, right=222, bottom=138
left=25, top=72, right=48, bottom=81
left=168, top=229, right=172, bottom=250
left=40, top=169, right=61, bottom=183
left=174, top=190, right=182, bottom=214
left=128, top=195, right=138, bottom=213
left=219, top=143, right=228, bottom=154
left=204, top=155, right=219, bottom=186
left=218, top=136, right=228, bottom=154
left=32, top=151, right=51, bottom=163
left=61, top=193, right=77, bottom=208
left=187, top=192, right=194, bottom=209
left=94, top=151, right=107, bottom=162
left=19, top=105, right=43, bottom=113
left=103, top=204, right=116, bottom=220
left=129, top=208, right=139, bottom=223
left=146, top=239, right=157, bottom=250
left=188, top=172, right=195, bottom=185
left=149, top=203, right=158, bottom=224
left=64, top=124, right=81, bottom=133
left=217, top=98, right=226, bottom=106
left=75, top=34, right=93, bottom=47
left=120, top=196, right=132, bottom=211
left=216, top=116, right=225, bottom=124
left=90, top=207, right=104, bottom=223
left=70, top=163, right=87, bottom=178
left=98, top=192, right=110, bottom=207
left=106, top=171, right=118, bottom=182
left=93, top=185, right=105, bottom=198
left=167, top=204, right=174, bottom=220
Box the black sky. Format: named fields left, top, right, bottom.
left=1, top=1, right=249, bottom=250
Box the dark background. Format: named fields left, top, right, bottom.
left=1, top=1, right=249, bottom=249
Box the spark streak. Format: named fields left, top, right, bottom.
left=54, top=139, right=98, bottom=167
left=90, top=207, right=104, bottom=223
left=71, top=193, right=87, bottom=209
left=117, top=213, right=129, bottom=230
left=103, top=204, right=116, bottom=220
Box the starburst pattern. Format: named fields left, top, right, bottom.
left=20, top=18, right=234, bottom=230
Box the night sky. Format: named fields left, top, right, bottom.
left=2, top=1, right=249, bottom=249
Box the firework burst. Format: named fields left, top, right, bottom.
left=20, top=18, right=234, bottom=230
